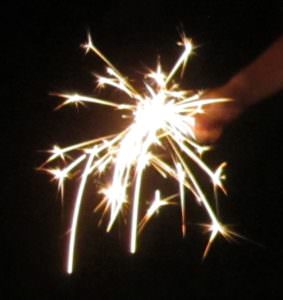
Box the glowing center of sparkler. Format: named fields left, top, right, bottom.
left=134, top=95, right=172, bottom=133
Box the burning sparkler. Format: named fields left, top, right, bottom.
left=41, top=33, right=234, bottom=274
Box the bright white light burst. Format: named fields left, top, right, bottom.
left=41, top=33, right=235, bottom=274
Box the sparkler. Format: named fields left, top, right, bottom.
left=41, top=33, right=234, bottom=274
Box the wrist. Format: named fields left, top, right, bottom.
left=226, top=74, right=258, bottom=109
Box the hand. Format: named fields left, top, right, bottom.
left=194, top=84, right=246, bottom=144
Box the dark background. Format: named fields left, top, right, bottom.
left=6, top=0, right=283, bottom=298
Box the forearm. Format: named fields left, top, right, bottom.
left=225, top=35, right=283, bottom=107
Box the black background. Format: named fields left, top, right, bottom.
left=6, top=0, right=283, bottom=298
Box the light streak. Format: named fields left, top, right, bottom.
left=41, top=33, right=234, bottom=274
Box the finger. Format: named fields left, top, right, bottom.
left=194, top=124, right=222, bottom=144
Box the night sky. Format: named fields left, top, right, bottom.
left=7, top=1, right=283, bottom=298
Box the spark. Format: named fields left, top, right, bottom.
left=41, top=34, right=234, bottom=274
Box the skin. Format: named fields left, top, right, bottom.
left=195, top=35, right=283, bottom=144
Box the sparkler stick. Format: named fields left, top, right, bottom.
left=41, top=34, right=234, bottom=274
